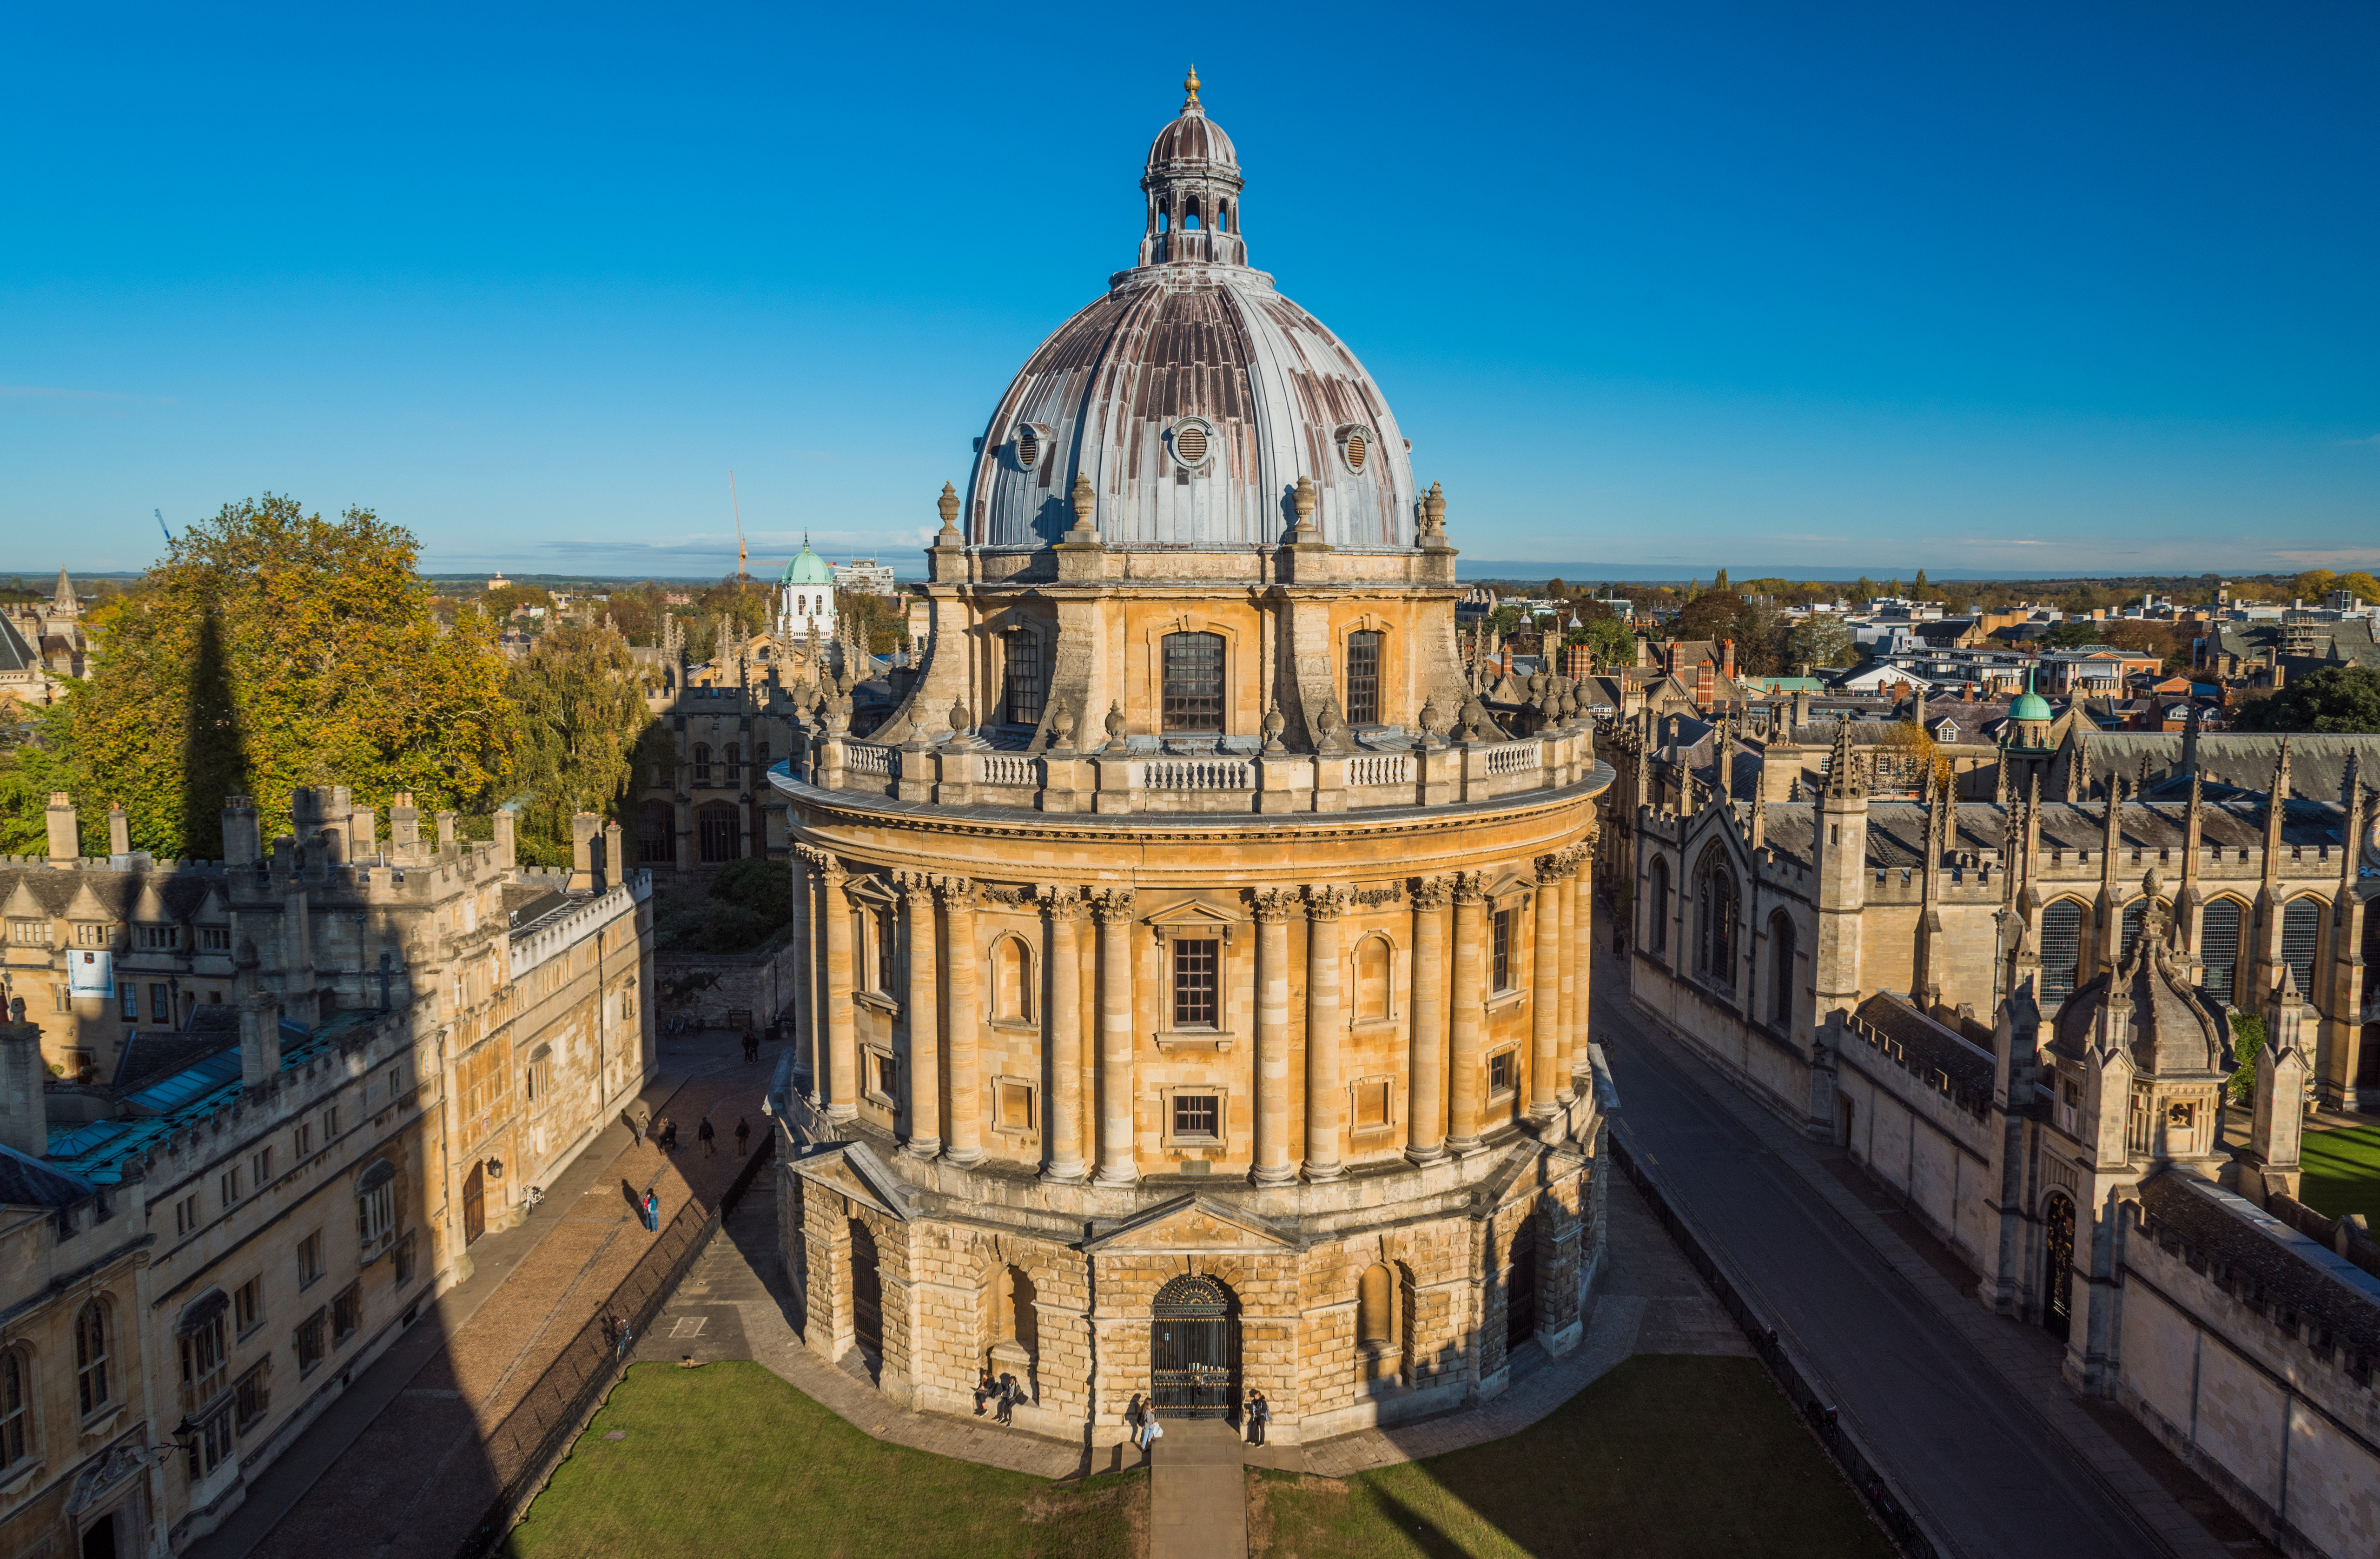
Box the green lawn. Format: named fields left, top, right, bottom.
left=2301, top=1125, right=2380, bottom=1225
left=1248, top=1355, right=1894, bottom=1559
left=502, top=1362, right=1141, bottom=1559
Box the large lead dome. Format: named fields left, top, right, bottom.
left=963, top=72, right=1420, bottom=554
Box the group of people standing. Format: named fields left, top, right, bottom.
left=1118, top=1388, right=1269, bottom=1453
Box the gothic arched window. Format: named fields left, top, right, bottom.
left=1693, top=847, right=1738, bottom=987
left=2040, top=900, right=2084, bottom=1003
left=1647, top=857, right=1670, bottom=954
left=2281, top=897, right=2323, bottom=996
left=2200, top=898, right=2243, bottom=1005
left=1769, top=910, right=1796, bottom=1028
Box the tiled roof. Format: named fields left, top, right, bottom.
left=2137, top=1173, right=2380, bottom=1365
left=0, top=1140, right=97, bottom=1209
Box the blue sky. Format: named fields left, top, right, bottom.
left=3, top=1, right=2375, bottom=581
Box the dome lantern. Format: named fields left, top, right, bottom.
left=1138, top=65, right=1248, bottom=270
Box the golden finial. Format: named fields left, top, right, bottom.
left=1183, top=65, right=1201, bottom=107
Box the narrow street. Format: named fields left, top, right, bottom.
left=1591, top=946, right=2172, bottom=1559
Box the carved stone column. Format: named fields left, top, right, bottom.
left=821, top=858, right=858, bottom=1121
left=1041, top=889, right=1088, bottom=1183
left=1304, top=884, right=1349, bottom=1181
left=939, top=878, right=984, bottom=1165
left=1407, top=877, right=1450, bottom=1163
left=899, top=873, right=940, bottom=1157
left=1556, top=850, right=1580, bottom=1104
left=791, top=845, right=817, bottom=1102
left=1573, top=835, right=1597, bottom=1091
left=1093, top=889, right=1138, bottom=1186
left=1250, top=888, right=1298, bottom=1185
left=1448, top=873, right=1486, bottom=1153
left=1531, top=855, right=1565, bottom=1121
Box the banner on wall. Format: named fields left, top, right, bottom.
left=68, top=948, right=112, bottom=997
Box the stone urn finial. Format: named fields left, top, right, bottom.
left=1424, top=480, right=1447, bottom=535
left=1317, top=701, right=1343, bottom=739
left=950, top=695, right=972, bottom=735
left=1261, top=700, right=1287, bottom=753
left=1051, top=703, right=1077, bottom=750
left=1066, top=472, right=1099, bottom=545
left=1418, top=691, right=1441, bottom=740
left=1290, top=473, right=1320, bottom=542
left=935, top=481, right=962, bottom=544
left=1104, top=701, right=1127, bottom=748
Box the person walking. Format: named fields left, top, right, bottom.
left=698, top=1117, right=716, bottom=1157
left=1245, top=1389, right=1269, bottom=1446
left=641, top=1189, right=660, bottom=1232
left=623, top=1108, right=645, bottom=1148
left=659, top=1117, right=678, bottom=1154
left=1124, top=1394, right=1146, bottom=1453
left=734, top=1117, right=751, bottom=1155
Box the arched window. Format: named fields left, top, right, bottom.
left=1218, top=201, right=1231, bottom=233
left=0, top=1350, right=25, bottom=1467
left=1356, top=1263, right=1393, bottom=1346
left=1345, top=630, right=1382, bottom=725
left=991, top=936, right=1033, bottom=1021
left=637, top=801, right=674, bottom=865
left=2281, top=898, right=2322, bottom=996
left=1004, top=629, right=1045, bottom=727
left=2120, top=900, right=2148, bottom=960
left=691, top=743, right=713, bottom=785
left=1162, top=632, right=1225, bottom=732
left=2040, top=901, right=2084, bottom=1003
left=1184, top=197, right=1202, bottom=230
left=1693, top=848, right=1738, bottom=986
left=1647, top=857, right=1670, bottom=954
left=1353, top=936, right=1391, bottom=1021
left=74, top=1302, right=109, bottom=1416
left=696, top=801, right=739, bottom=863
left=2200, top=898, right=2242, bottom=1005
left=987, top=1265, right=1038, bottom=1358
left=1158, top=208, right=1170, bottom=233
left=1769, top=910, right=1796, bottom=1028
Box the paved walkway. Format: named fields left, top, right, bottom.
left=191, top=1029, right=780, bottom=1559
left=1595, top=935, right=2272, bottom=1559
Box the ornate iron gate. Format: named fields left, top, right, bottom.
left=2043, top=1193, right=2076, bottom=1341
left=1150, top=1274, right=1236, bottom=1418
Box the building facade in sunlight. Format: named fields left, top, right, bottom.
left=764, top=75, right=1614, bottom=1444
left=0, top=788, right=654, bottom=1557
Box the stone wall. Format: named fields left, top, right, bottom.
left=655, top=933, right=795, bottom=1032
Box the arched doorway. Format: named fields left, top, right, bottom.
left=1150, top=1274, right=1236, bottom=1418
left=2043, top=1193, right=2076, bottom=1342
left=848, top=1220, right=883, bottom=1359
left=698, top=802, right=740, bottom=863
left=1505, top=1220, right=1538, bottom=1350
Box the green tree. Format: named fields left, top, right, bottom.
left=0, top=705, right=104, bottom=856
left=53, top=494, right=514, bottom=857
left=1912, top=568, right=1931, bottom=596
left=1567, top=610, right=1636, bottom=670
left=2291, top=569, right=2339, bottom=602
left=1850, top=576, right=1876, bottom=604
left=2335, top=570, right=2380, bottom=602
left=2232, top=665, right=2380, bottom=734
left=504, top=619, right=658, bottom=866
left=484, top=583, right=554, bottom=617
left=1785, top=615, right=1855, bottom=670
left=1712, top=567, right=1731, bottom=594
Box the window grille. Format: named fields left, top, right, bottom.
left=2040, top=902, right=2083, bottom=1003
left=1173, top=939, right=1219, bottom=1028
left=1492, top=909, right=1514, bottom=992
left=1346, top=630, right=1381, bottom=725
left=1162, top=632, right=1224, bottom=732
left=1172, top=1094, right=1219, bottom=1138
left=74, top=1303, right=108, bottom=1415
left=1004, top=630, right=1045, bottom=726
left=2281, top=899, right=2320, bottom=997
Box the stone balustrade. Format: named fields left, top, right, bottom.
left=790, top=724, right=1601, bottom=817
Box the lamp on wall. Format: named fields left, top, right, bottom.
left=484, top=1158, right=505, bottom=1181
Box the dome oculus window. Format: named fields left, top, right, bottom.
left=1169, top=418, right=1213, bottom=470
left=1337, top=427, right=1369, bottom=474
left=1012, top=423, right=1050, bottom=471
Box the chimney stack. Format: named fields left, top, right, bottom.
left=281, top=882, right=318, bottom=1029
left=350, top=804, right=377, bottom=861
left=107, top=805, right=131, bottom=858
left=221, top=797, right=260, bottom=866
left=1721, top=639, right=1737, bottom=681
left=435, top=811, right=457, bottom=853
left=390, top=793, right=420, bottom=857
left=0, top=999, right=46, bottom=1158
left=235, top=940, right=281, bottom=1088
left=569, top=812, right=601, bottom=892
left=492, top=809, right=517, bottom=869
left=45, top=793, right=78, bottom=866
left=602, top=820, right=625, bottom=892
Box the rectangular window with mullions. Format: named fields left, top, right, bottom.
left=1345, top=630, right=1381, bottom=725
left=1161, top=631, right=1224, bottom=732
left=1171, top=1093, right=1219, bottom=1139
left=1492, top=909, right=1515, bottom=992
left=1173, top=938, right=1219, bottom=1028
left=1004, top=631, right=1045, bottom=726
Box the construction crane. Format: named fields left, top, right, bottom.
left=155, top=509, right=172, bottom=546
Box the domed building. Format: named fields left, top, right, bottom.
left=767, top=73, right=1613, bottom=1445
left=775, top=539, right=838, bottom=645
